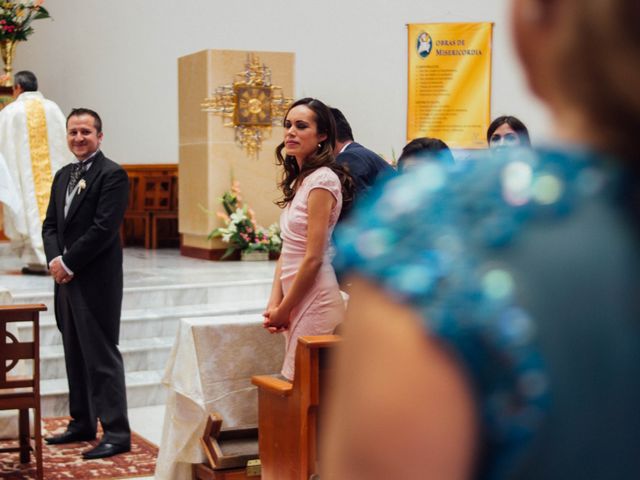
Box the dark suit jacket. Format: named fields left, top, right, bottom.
left=42, top=151, right=129, bottom=344
left=336, top=142, right=395, bottom=219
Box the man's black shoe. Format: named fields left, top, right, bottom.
left=45, top=430, right=96, bottom=445
left=82, top=442, right=131, bottom=460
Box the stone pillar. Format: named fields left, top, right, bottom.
left=178, top=49, right=294, bottom=260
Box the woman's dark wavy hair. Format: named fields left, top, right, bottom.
left=486, top=115, right=531, bottom=146
left=275, top=97, right=354, bottom=208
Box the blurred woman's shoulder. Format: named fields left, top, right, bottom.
left=333, top=145, right=640, bottom=478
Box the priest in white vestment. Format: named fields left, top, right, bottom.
left=0, top=70, right=70, bottom=272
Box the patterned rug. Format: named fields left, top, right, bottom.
left=0, top=417, right=158, bottom=479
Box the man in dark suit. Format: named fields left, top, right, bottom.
left=329, top=108, right=395, bottom=220
left=42, top=108, right=131, bottom=460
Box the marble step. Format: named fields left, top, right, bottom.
left=40, top=335, right=176, bottom=381
left=25, top=298, right=268, bottom=347
left=10, top=277, right=273, bottom=313
left=41, top=369, right=166, bottom=418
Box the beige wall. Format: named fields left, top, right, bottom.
left=178, top=50, right=293, bottom=248
left=14, top=0, right=550, bottom=167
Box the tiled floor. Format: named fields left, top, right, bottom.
left=0, top=243, right=275, bottom=296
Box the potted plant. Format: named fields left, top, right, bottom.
left=209, top=181, right=281, bottom=260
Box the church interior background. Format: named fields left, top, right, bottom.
left=0, top=0, right=554, bottom=478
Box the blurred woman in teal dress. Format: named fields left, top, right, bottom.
left=323, top=0, right=640, bottom=479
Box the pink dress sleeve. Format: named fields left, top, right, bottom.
left=304, top=167, right=342, bottom=204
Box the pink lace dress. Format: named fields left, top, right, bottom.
left=278, top=167, right=345, bottom=379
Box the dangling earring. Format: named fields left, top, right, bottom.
left=317, top=143, right=322, bottom=149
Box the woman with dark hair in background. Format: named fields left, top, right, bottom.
left=397, top=137, right=455, bottom=173
left=324, top=0, right=640, bottom=478
left=487, top=115, right=531, bottom=148
left=263, top=97, right=352, bottom=380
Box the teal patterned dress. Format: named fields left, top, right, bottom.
left=333, top=147, right=640, bottom=479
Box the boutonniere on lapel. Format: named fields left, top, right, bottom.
left=78, top=179, right=87, bottom=193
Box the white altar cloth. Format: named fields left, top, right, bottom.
left=154, top=314, right=284, bottom=480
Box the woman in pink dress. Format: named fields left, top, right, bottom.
left=263, top=98, right=353, bottom=380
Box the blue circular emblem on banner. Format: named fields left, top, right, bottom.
left=417, top=32, right=433, bottom=58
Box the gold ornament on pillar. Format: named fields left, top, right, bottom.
left=202, top=53, right=293, bottom=158
left=0, top=1, right=52, bottom=87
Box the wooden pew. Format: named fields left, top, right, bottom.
left=121, top=164, right=179, bottom=249
left=251, top=335, right=341, bottom=480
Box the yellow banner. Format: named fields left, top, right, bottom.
left=407, top=22, right=493, bottom=149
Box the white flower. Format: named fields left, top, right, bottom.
left=228, top=223, right=237, bottom=233
left=78, top=179, right=87, bottom=192
left=230, top=208, right=247, bottom=224
left=268, top=223, right=280, bottom=234
left=221, top=233, right=232, bottom=243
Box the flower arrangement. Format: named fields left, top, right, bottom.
left=0, top=1, right=50, bottom=42
left=209, top=180, right=282, bottom=259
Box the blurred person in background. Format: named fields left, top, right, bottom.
left=487, top=115, right=531, bottom=149
left=396, top=137, right=455, bottom=173
left=324, top=0, right=640, bottom=478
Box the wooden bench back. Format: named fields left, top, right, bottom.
left=252, top=334, right=341, bottom=480
left=143, top=175, right=175, bottom=211
left=0, top=304, right=45, bottom=395
left=293, top=335, right=339, bottom=403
